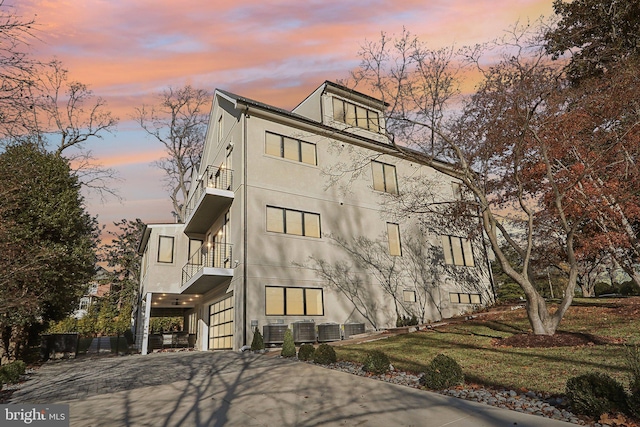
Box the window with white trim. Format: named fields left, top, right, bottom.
left=371, top=161, right=398, bottom=194
left=266, top=206, right=321, bottom=238
left=441, top=235, right=475, bottom=267
left=265, top=286, right=324, bottom=316
left=265, top=132, right=317, bottom=165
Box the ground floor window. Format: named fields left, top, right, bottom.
left=209, top=296, right=234, bottom=350
left=449, top=292, right=481, bottom=304
left=265, top=286, right=324, bottom=316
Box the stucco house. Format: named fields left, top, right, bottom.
left=135, top=81, right=494, bottom=354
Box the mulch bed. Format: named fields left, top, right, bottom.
left=493, top=331, right=616, bottom=348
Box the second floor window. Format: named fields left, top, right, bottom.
left=387, top=222, right=402, bottom=256
left=441, top=235, right=475, bottom=267
left=371, top=161, right=398, bottom=194
left=265, top=132, right=317, bottom=165
left=266, top=206, right=321, bottom=238
left=157, top=235, right=175, bottom=263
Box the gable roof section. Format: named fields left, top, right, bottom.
left=215, top=87, right=456, bottom=175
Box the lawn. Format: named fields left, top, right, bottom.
left=334, top=297, right=640, bottom=395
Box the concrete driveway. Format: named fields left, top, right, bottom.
left=10, top=351, right=573, bottom=427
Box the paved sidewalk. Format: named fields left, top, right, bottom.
left=10, top=351, right=573, bottom=427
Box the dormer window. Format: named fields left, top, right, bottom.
left=332, top=98, right=380, bottom=132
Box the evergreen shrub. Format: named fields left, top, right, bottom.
left=281, top=329, right=296, bottom=358
left=565, top=372, right=628, bottom=417
left=0, top=360, right=27, bottom=384
left=250, top=327, right=265, bottom=351
left=297, top=344, right=315, bottom=361
left=362, top=350, right=390, bottom=375
left=313, top=344, right=337, bottom=365
left=419, top=354, right=464, bottom=390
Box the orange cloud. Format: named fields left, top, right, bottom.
left=13, top=0, right=556, bottom=225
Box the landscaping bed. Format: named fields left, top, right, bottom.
left=332, top=297, right=640, bottom=426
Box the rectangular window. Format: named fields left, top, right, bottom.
left=264, top=132, right=317, bottom=165
left=265, top=286, right=324, bottom=316
left=332, top=97, right=381, bottom=132
left=266, top=206, right=321, bottom=238
left=265, top=287, right=285, bottom=315
left=387, top=223, right=402, bottom=256
left=441, top=235, right=475, bottom=267
left=217, top=115, right=223, bottom=144
left=452, top=182, right=462, bottom=200
left=157, top=235, right=174, bottom=263
left=188, top=239, right=203, bottom=265
left=371, top=161, right=398, bottom=194
left=450, top=293, right=481, bottom=304
left=266, top=206, right=285, bottom=234
left=305, top=288, right=324, bottom=315
left=403, top=290, right=416, bottom=303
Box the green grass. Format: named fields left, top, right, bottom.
left=334, top=297, right=640, bottom=395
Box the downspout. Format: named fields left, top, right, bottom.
left=242, top=107, right=249, bottom=346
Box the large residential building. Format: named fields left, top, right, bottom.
left=135, top=81, right=494, bottom=354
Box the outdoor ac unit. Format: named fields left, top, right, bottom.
left=263, top=324, right=288, bottom=344
left=317, top=323, right=341, bottom=342
left=343, top=322, right=365, bottom=339
left=292, top=321, right=316, bottom=343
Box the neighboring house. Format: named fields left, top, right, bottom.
left=74, top=266, right=112, bottom=319
left=135, top=81, right=494, bottom=354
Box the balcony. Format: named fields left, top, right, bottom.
left=181, top=243, right=234, bottom=295
left=184, top=165, right=234, bottom=236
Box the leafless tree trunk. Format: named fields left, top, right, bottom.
left=134, top=85, right=212, bottom=222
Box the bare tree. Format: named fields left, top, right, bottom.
left=134, top=85, right=212, bottom=221
left=2, top=59, right=120, bottom=200
left=0, top=0, right=36, bottom=133
left=345, top=24, right=612, bottom=335
left=304, top=257, right=380, bottom=329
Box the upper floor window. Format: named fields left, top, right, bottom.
left=451, top=182, right=463, bottom=200
left=217, top=115, right=223, bottom=144
left=332, top=98, right=380, bottom=132
left=371, top=161, right=398, bottom=194
left=158, top=235, right=175, bottom=263
left=441, top=235, right=475, bottom=267
left=387, top=222, right=402, bottom=256
left=266, top=206, right=321, bottom=238
left=265, top=132, right=317, bottom=165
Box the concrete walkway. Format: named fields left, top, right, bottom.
left=10, top=351, right=573, bottom=427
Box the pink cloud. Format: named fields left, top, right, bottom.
left=12, top=0, right=555, bottom=225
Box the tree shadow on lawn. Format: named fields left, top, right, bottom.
left=414, top=330, right=631, bottom=373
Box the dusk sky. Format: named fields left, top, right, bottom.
left=14, top=0, right=554, bottom=235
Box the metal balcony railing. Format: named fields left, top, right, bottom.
left=181, top=243, right=233, bottom=285
left=184, top=165, right=233, bottom=219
